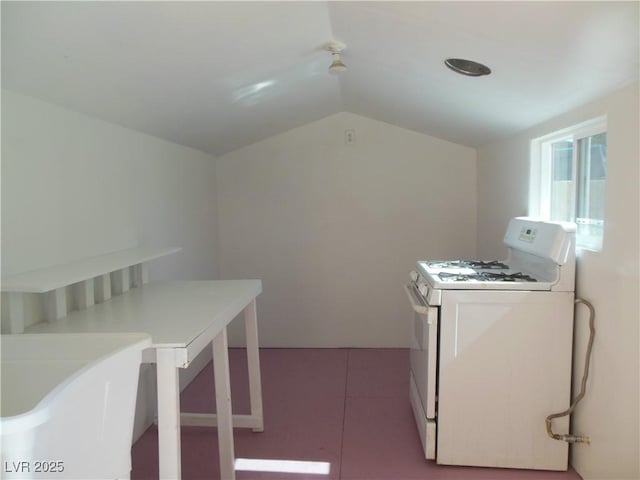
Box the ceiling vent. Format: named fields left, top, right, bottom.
left=444, top=58, right=491, bottom=77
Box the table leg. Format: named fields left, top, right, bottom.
left=156, top=348, right=182, bottom=480
left=244, top=299, right=264, bottom=432
left=213, top=328, right=235, bottom=480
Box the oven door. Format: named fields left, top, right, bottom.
left=404, top=284, right=438, bottom=460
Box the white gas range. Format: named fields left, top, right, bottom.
left=405, top=217, right=576, bottom=471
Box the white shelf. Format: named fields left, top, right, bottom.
left=1, top=246, right=181, bottom=333
left=1, top=247, right=180, bottom=293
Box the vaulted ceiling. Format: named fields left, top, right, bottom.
left=2, top=1, right=638, bottom=156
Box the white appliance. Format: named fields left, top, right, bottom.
left=404, top=217, right=576, bottom=470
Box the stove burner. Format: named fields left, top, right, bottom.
left=490, top=272, right=538, bottom=282
left=438, top=272, right=485, bottom=282
left=438, top=271, right=538, bottom=282
left=428, top=260, right=509, bottom=270
left=470, top=260, right=510, bottom=270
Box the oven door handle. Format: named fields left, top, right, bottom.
left=404, top=284, right=430, bottom=316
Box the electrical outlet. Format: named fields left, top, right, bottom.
left=345, top=129, right=355, bottom=145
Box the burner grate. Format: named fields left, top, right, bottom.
left=488, top=272, right=538, bottom=282
left=439, top=271, right=537, bottom=282
left=469, top=260, right=509, bottom=270
left=428, top=260, right=508, bottom=270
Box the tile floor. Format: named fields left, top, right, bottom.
left=131, top=348, right=582, bottom=480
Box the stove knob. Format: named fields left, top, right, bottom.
left=409, top=270, right=418, bottom=282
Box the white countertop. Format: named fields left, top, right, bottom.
left=1, top=332, right=151, bottom=418
left=25, top=280, right=262, bottom=352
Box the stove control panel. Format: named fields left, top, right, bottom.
left=504, top=217, right=576, bottom=265
left=518, top=226, right=537, bottom=243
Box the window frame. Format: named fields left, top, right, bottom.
left=529, top=116, right=607, bottom=251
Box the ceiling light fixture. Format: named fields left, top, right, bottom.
left=324, top=41, right=347, bottom=74
left=444, top=58, right=491, bottom=77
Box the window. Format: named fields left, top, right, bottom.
left=530, top=117, right=607, bottom=251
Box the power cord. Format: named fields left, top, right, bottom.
left=545, top=298, right=595, bottom=444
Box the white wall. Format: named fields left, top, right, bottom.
left=217, top=112, right=477, bottom=348
left=476, top=82, right=639, bottom=480
left=1, top=89, right=219, bottom=438
left=1, top=89, right=219, bottom=281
